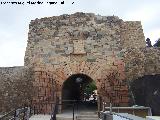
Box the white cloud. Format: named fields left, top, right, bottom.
left=0, top=29, right=27, bottom=67
left=0, top=40, right=26, bottom=67
left=146, top=29, right=160, bottom=45
left=0, top=0, right=160, bottom=66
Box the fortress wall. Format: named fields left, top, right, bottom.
left=124, top=47, right=160, bottom=81
left=1, top=13, right=160, bottom=114
left=23, top=13, right=147, bottom=111
left=143, top=47, right=160, bottom=75
left=120, top=21, right=146, bottom=48
left=25, top=13, right=141, bottom=67
left=0, top=66, right=33, bottom=113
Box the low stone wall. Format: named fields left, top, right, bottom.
left=124, top=47, right=160, bottom=81
left=0, top=66, right=33, bottom=113
left=131, top=74, right=160, bottom=115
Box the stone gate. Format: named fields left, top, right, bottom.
left=24, top=12, right=146, bottom=113
left=0, top=12, right=160, bottom=114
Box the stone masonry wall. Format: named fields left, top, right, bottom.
left=24, top=13, right=145, bottom=111
left=25, top=12, right=145, bottom=67
left=124, top=47, right=160, bottom=81
left=23, top=13, right=147, bottom=112
left=121, top=21, right=145, bottom=48
left=31, top=67, right=57, bottom=114
left=0, top=66, right=33, bottom=113
left=0, top=12, right=159, bottom=114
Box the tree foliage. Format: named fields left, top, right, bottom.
left=84, top=81, right=97, bottom=95
left=146, top=38, right=152, bottom=47
left=153, top=38, right=160, bottom=47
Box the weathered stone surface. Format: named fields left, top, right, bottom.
left=24, top=12, right=160, bottom=113
left=131, top=75, right=160, bottom=115
left=124, top=47, right=160, bottom=81
left=0, top=67, right=33, bottom=113
left=1, top=12, right=160, bottom=114
left=25, top=13, right=145, bottom=67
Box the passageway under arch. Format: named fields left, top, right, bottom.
left=62, top=74, right=98, bottom=112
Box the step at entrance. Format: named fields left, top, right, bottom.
left=76, top=112, right=99, bottom=120
left=56, top=114, right=76, bottom=120
left=56, top=112, right=99, bottom=120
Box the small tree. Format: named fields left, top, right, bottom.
left=84, top=81, right=97, bottom=95
left=146, top=38, right=152, bottom=47
left=153, top=38, right=160, bottom=47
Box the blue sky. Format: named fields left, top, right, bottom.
left=0, top=0, right=160, bottom=67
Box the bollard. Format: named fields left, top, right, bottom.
left=109, top=103, right=112, bottom=114
left=14, top=109, right=20, bottom=120
left=26, top=107, right=30, bottom=120
left=23, top=107, right=26, bottom=120
left=102, top=102, right=105, bottom=112
left=103, top=113, right=106, bottom=120
left=33, top=106, right=36, bottom=115
left=102, top=112, right=113, bottom=120
left=72, top=103, right=75, bottom=120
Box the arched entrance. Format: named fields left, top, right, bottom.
left=61, top=74, right=98, bottom=113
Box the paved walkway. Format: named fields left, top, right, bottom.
left=29, top=114, right=148, bottom=120
left=29, top=115, right=51, bottom=120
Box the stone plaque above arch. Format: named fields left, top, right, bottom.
left=73, top=39, right=86, bottom=54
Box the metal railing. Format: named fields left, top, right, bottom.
left=31, top=100, right=81, bottom=120
left=100, top=102, right=148, bottom=120
left=1, top=100, right=96, bottom=120
left=0, top=107, right=30, bottom=120
left=50, top=100, right=79, bottom=120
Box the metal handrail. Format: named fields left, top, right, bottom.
left=0, top=107, right=30, bottom=120
left=100, top=102, right=147, bottom=120
left=49, top=100, right=78, bottom=120
left=0, top=110, right=15, bottom=120
left=31, top=100, right=91, bottom=120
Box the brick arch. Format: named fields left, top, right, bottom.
left=43, top=61, right=103, bottom=112
left=61, top=73, right=97, bottom=97
left=32, top=57, right=130, bottom=112
left=52, top=61, right=103, bottom=91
